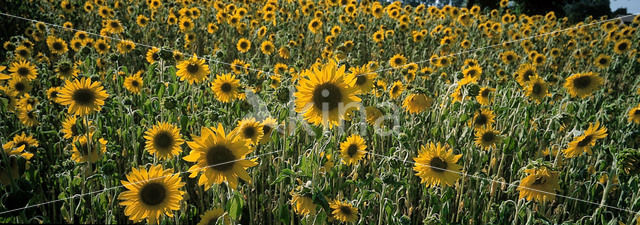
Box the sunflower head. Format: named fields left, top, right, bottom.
left=183, top=124, right=257, bottom=190
left=58, top=77, right=109, bottom=116
left=474, top=125, right=501, bottom=150
left=563, top=72, right=604, bottom=98
left=196, top=208, right=231, bottom=225
left=339, top=134, right=367, bottom=165
left=329, top=200, right=359, bottom=223
left=118, top=165, right=185, bottom=224
left=144, top=122, right=184, bottom=160
left=294, top=60, right=361, bottom=128
left=402, top=93, right=432, bottom=114
left=233, top=118, right=264, bottom=145
left=176, top=54, right=210, bottom=84
left=413, top=142, right=463, bottom=187
left=211, top=73, right=241, bottom=103
left=517, top=167, right=560, bottom=203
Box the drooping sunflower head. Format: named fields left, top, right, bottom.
left=516, top=63, right=537, bottom=86
left=176, top=54, right=210, bottom=84
left=294, top=60, right=361, bottom=128
left=183, top=124, right=257, bottom=190
left=61, top=115, right=93, bottom=140
left=329, top=200, right=359, bottom=223
left=474, top=125, right=501, bottom=150
left=339, top=134, right=367, bottom=165
left=58, top=77, right=109, bottom=116
left=290, top=192, right=317, bottom=216
left=388, top=81, right=404, bottom=99
left=146, top=47, right=161, bottom=64
left=211, top=73, right=241, bottom=103
left=517, top=167, right=560, bottom=203
left=144, top=122, right=184, bottom=160
left=402, top=93, right=432, bottom=114
left=364, top=106, right=383, bottom=126
left=196, top=208, right=231, bottom=225
left=525, top=75, right=549, bottom=103
left=259, top=117, right=278, bottom=144
left=413, top=142, right=463, bottom=187
left=476, top=87, right=495, bottom=106
left=233, top=118, right=264, bottom=146
left=563, top=72, right=604, bottom=98
left=563, top=122, right=607, bottom=158
left=118, top=165, right=185, bottom=224
left=71, top=133, right=107, bottom=163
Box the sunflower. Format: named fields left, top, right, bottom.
left=0, top=66, right=9, bottom=80
left=294, top=60, right=361, bottom=128
left=8, top=78, right=31, bottom=95
left=211, top=73, right=240, bottom=103
left=124, top=73, right=143, bottom=94
left=474, top=125, right=501, bottom=150
left=236, top=38, right=251, bottom=53
left=183, top=123, right=257, bottom=190
left=308, top=18, right=323, bottom=34
left=179, top=17, right=194, bottom=32
left=515, top=63, right=537, bottom=86
left=3, top=132, right=39, bottom=152
left=233, top=118, right=264, bottom=145
left=413, top=142, right=462, bottom=187
left=339, top=134, right=367, bottom=165
left=517, top=167, right=560, bottom=203
left=628, top=104, right=640, bottom=125
left=388, top=81, right=404, bottom=99
left=144, top=122, right=184, bottom=160
left=564, top=72, right=604, bottom=98
left=146, top=47, right=161, bottom=64
left=260, top=41, right=275, bottom=55
left=71, top=133, right=107, bottom=163
left=364, top=106, right=383, bottom=126
left=0, top=144, right=33, bottom=185
left=18, top=93, right=38, bottom=111
left=402, top=93, right=432, bottom=114
left=290, top=193, right=317, bottom=216
left=136, top=15, right=149, bottom=27
left=61, top=115, right=93, bottom=140
left=345, top=65, right=376, bottom=94
left=47, top=87, right=62, bottom=103
left=55, top=61, right=79, bottom=79
left=613, top=39, right=631, bottom=54
left=389, top=54, right=407, bottom=69
left=9, top=60, right=37, bottom=81
left=46, top=36, right=68, bottom=55
left=116, top=40, right=136, bottom=54
left=593, top=54, right=611, bottom=69
left=476, top=87, right=495, bottom=106
left=472, top=108, right=495, bottom=129
left=118, top=165, right=185, bottom=224
left=329, top=200, right=358, bottom=223
left=196, top=208, right=231, bottom=225
left=259, top=117, right=278, bottom=144
left=14, top=45, right=31, bottom=59
left=525, top=75, right=549, bottom=103
left=18, top=109, right=39, bottom=127
left=461, top=65, right=482, bottom=84
left=563, top=122, right=607, bottom=158
left=176, top=54, right=210, bottom=84
left=58, top=78, right=109, bottom=116
left=105, top=19, right=124, bottom=34
left=92, top=39, right=110, bottom=54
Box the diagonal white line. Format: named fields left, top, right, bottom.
left=0, top=150, right=282, bottom=215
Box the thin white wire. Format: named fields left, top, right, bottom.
left=0, top=150, right=283, bottom=215
left=365, top=150, right=640, bottom=215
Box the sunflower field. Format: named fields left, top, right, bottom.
left=1, top=0, right=640, bottom=224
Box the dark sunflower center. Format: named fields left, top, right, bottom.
left=475, top=114, right=487, bottom=126
left=391, top=86, right=399, bottom=94
left=206, top=145, right=236, bottom=171
left=573, top=76, right=592, bottom=89
left=533, top=175, right=547, bottom=185
left=240, top=42, right=248, bottom=49
left=14, top=82, right=25, bottom=91
left=347, top=144, right=358, bottom=157
left=17, top=67, right=30, bottom=76
left=243, top=126, right=256, bottom=139
left=599, top=58, right=608, bottom=65
left=186, top=63, right=199, bottom=74
left=183, top=21, right=191, bottom=27
left=311, top=21, right=318, bottom=27
left=468, top=69, right=476, bottom=77
left=71, top=88, right=96, bottom=105
left=153, top=131, right=174, bottom=150
left=17, top=49, right=28, bottom=56
left=535, top=57, right=543, bottom=63
left=355, top=75, right=367, bottom=86
left=523, top=70, right=534, bottom=81
left=15, top=141, right=28, bottom=148
left=634, top=109, right=640, bottom=115
left=53, top=42, right=64, bottom=50
left=481, top=89, right=489, bottom=97
left=139, top=182, right=167, bottom=206
left=152, top=53, right=160, bottom=61
left=71, top=125, right=79, bottom=136
left=312, top=83, right=343, bottom=111
left=50, top=91, right=59, bottom=98
left=577, top=135, right=593, bottom=147
left=429, top=157, right=447, bottom=172
left=98, top=43, right=107, bottom=50
left=394, top=58, right=402, bottom=65
left=532, top=83, right=542, bottom=95
left=482, top=132, right=495, bottom=143
left=339, top=206, right=352, bottom=215
left=618, top=43, right=628, bottom=51
left=220, top=83, right=232, bottom=93
left=59, top=64, right=72, bottom=74
left=131, top=80, right=139, bottom=87
left=74, top=42, right=81, bottom=48
left=262, top=125, right=272, bottom=134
